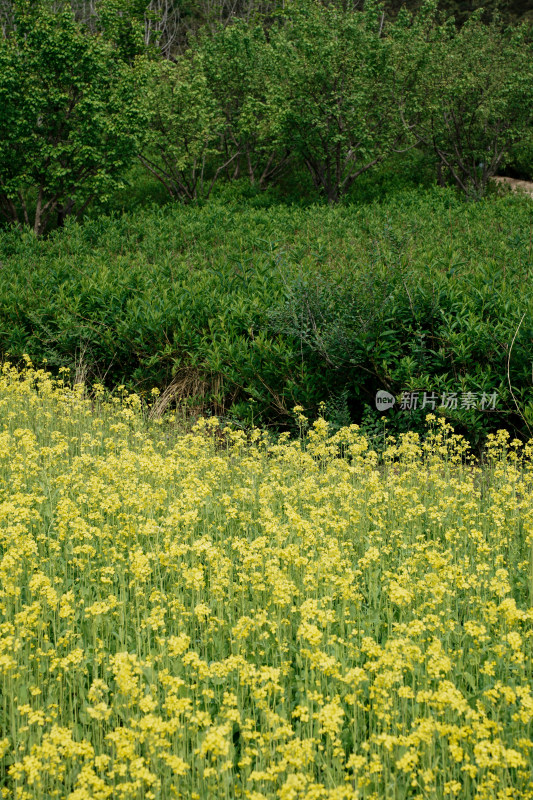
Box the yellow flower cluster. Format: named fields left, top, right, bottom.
left=0, top=362, right=532, bottom=799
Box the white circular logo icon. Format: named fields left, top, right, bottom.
left=375, top=390, right=395, bottom=411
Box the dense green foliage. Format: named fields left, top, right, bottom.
left=393, top=6, right=533, bottom=197
left=1, top=186, right=532, bottom=448
left=0, top=0, right=532, bottom=450
left=0, top=0, right=146, bottom=234
left=138, top=0, right=533, bottom=207
left=140, top=54, right=225, bottom=201
left=385, top=0, right=533, bottom=25
left=1, top=0, right=532, bottom=232
left=267, top=2, right=404, bottom=202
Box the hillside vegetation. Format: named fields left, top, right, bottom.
left=1, top=3, right=533, bottom=796
left=1, top=186, right=532, bottom=446
left=0, top=0, right=532, bottom=447
left=1, top=0, right=533, bottom=235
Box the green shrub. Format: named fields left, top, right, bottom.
left=0, top=187, right=532, bottom=447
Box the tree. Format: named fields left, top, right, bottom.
left=0, top=1, right=146, bottom=235
left=196, top=21, right=290, bottom=189
left=393, top=3, right=533, bottom=196
left=268, top=0, right=405, bottom=203
left=139, top=54, right=234, bottom=201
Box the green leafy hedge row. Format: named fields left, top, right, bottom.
left=1, top=186, right=532, bottom=448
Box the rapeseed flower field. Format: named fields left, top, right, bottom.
left=0, top=361, right=532, bottom=800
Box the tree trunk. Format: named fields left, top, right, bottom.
left=56, top=197, right=75, bottom=227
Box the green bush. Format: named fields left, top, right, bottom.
left=506, top=139, right=533, bottom=180
left=0, top=187, right=532, bottom=447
